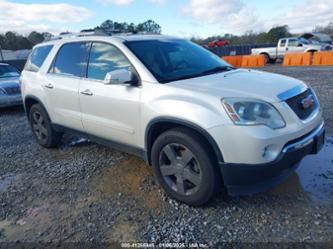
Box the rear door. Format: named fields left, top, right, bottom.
left=79, top=42, right=141, bottom=146
left=287, top=38, right=304, bottom=53
left=44, top=42, right=90, bottom=131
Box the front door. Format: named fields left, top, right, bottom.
left=79, top=42, right=141, bottom=146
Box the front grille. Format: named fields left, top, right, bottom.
left=285, top=88, right=317, bottom=120
left=4, top=86, right=21, bottom=95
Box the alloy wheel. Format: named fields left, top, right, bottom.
left=159, top=143, right=202, bottom=196
left=31, top=111, right=48, bottom=144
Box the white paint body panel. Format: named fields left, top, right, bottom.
left=79, top=78, right=141, bottom=145
left=21, top=35, right=323, bottom=165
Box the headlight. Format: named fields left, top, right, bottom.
left=222, top=98, right=286, bottom=129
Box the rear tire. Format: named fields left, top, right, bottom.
left=151, top=128, right=222, bottom=206
left=29, top=104, right=62, bottom=148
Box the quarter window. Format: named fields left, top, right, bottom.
left=87, top=42, right=131, bottom=81
left=50, top=42, right=89, bottom=77
left=25, top=45, right=53, bottom=72
left=288, top=39, right=299, bottom=47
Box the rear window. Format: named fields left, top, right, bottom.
left=49, top=42, right=90, bottom=78
left=25, top=45, right=53, bottom=72
left=288, top=39, right=299, bottom=47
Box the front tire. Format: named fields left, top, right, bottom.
left=151, top=128, right=222, bottom=206
left=29, top=104, right=62, bottom=148
left=262, top=53, right=270, bottom=64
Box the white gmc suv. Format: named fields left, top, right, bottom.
left=21, top=33, right=325, bottom=206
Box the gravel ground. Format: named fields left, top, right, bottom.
left=0, top=65, right=332, bottom=247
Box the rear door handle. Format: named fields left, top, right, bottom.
left=80, top=89, right=93, bottom=96
left=44, top=83, right=54, bottom=89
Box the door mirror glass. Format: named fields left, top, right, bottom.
left=104, top=69, right=137, bottom=85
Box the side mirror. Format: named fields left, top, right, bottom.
left=298, top=43, right=303, bottom=47
left=104, top=69, right=139, bottom=86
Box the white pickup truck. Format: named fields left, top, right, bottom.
left=251, top=37, right=325, bottom=63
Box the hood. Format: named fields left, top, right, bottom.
left=168, top=69, right=306, bottom=103
left=0, top=76, right=20, bottom=89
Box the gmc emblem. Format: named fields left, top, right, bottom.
left=300, top=94, right=315, bottom=110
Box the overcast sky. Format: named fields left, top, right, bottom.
left=0, top=0, right=332, bottom=37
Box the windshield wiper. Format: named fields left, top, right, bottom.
left=199, top=66, right=234, bottom=76
left=161, top=72, right=210, bottom=83
left=160, top=66, right=234, bottom=83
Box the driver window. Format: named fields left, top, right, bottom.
left=280, top=39, right=286, bottom=47
left=87, top=42, right=131, bottom=81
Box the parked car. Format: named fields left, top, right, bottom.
left=21, top=33, right=325, bottom=205
left=0, top=63, right=22, bottom=108
left=208, top=39, right=230, bottom=48
left=251, top=37, right=328, bottom=63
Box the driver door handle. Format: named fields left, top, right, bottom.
left=80, top=89, right=93, bottom=96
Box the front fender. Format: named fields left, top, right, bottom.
left=144, top=116, right=225, bottom=165
left=143, top=93, right=231, bottom=130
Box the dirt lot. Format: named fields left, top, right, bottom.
left=0, top=66, right=332, bottom=247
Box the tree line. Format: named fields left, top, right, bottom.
left=88, top=19, right=161, bottom=35
left=0, top=19, right=161, bottom=51
left=1, top=20, right=333, bottom=50
left=0, top=31, right=53, bottom=50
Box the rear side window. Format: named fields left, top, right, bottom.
left=25, top=45, right=53, bottom=72
left=50, top=42, right=89, bottom=77
left=288, top=39, right=298, bottom=47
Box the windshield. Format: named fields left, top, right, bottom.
left=0, top=65, right=20, bottom=78
left=125, top=39, right=232, bottom=83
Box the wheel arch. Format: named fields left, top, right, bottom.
left=24, top=95, right=48, bottom=118
left=260, top=52, right=272, bottom=60
left=260, top=52, right=270, bottom=57
left=145, top=117, right=224, bottom=166
left=305, top=49, right=318, bottom=53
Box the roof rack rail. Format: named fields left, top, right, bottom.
left=46, top=30, right=107, bottom=41
left=45, top=30, right=161, bottom=42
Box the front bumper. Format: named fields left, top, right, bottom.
left=0, top=94, right=22, bottom=108
left=220, top=122, right=325, bottom=196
